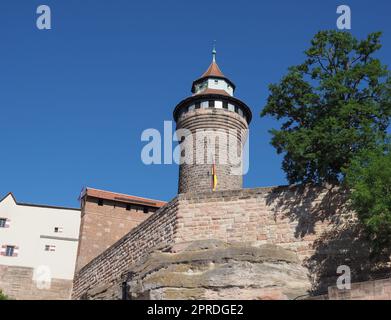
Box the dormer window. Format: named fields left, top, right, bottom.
left=214, top=80, right=218, bottom=84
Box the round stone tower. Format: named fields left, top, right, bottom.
left=173, top=48, right=252, bottom=194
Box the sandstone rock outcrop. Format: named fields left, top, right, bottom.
left=85, top=240, right=311, bottom=300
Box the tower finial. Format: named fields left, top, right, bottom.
left=212, top=40, right=216, bottom=62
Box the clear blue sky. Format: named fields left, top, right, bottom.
left=1, top=0, right=390, bottom=208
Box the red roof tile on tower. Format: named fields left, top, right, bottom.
left=193, top=88, right=231, bottom=97
left=201, top=61, right=225, bottom=78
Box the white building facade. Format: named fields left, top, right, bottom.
left=0, top=193, right=80, bottom=299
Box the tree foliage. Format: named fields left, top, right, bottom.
left=344, top=142, right=391, bottom=249
left=0, top=289, right=9, bottom=300
left=261, top=31, right=391, bottom=184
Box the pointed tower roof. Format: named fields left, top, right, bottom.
left=201, top=46, right=225, bottom=78
left=191, top=45, right=236, bottom=94
left=201, top=61, right=225, bottom=78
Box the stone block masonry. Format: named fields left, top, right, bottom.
left=0, top=265, right=73, bottom=300
left=72, top=185, right=391, bottom=299
left=75, top=187, right=167, bottom=274
left=176, top=108, right=248, bottom=194
left=72, top=198, right=179, bottom=299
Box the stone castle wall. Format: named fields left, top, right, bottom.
left=308, top=278, right=391, bottom=300
left=0, top=265, right=73, bottom=300
left=174, top=186, right=333, bottom=261
left=72, top=198, right=179, bottom=299
left=72, top=185, right=391, bottom=299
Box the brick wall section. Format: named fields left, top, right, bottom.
left=327, top=278, right=391, bottom=299
left=175, top=185, right=339, bottom=261
left=0, top=265, right=73, bottom=300
left=75, top=197, right=156, bottom=271
left=72, top=197, right=179, bottom=299
left=308, top=278, right=391, bottom=300
left=73, top=185, right=374, bottom=299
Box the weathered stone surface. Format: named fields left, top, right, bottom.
left=73, top=185, right=391, bottom=300
left=0, top=265, right=73, bottom=300
left=84, top=241, right=311, bottom=300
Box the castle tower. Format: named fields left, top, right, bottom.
left=174, top=47, right=252, bottom=194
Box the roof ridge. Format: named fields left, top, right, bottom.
left=85, top=187, right=166, bottom=204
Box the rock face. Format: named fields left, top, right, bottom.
left=86, top=240, right=311, bottom=300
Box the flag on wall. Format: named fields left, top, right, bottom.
left=212, top=163, right=218, bottom=191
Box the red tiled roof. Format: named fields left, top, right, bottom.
left=83, top=188, right=166, bottom=208
left=193, top=88, right=230, bottom=96
left=201, top=61, right=225, bottom=78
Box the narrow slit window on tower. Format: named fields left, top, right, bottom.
left=98, top=199, right=104, bottom=206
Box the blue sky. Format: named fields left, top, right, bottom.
left=1, top=0, right=390, bottom=207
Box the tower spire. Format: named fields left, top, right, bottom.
left=212, top=40, right=216, bottom=62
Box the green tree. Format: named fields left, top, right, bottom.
left=0, top=289, right=9, bottom=300
left=344, top=142, right=391, bottom=249
left=261, top=30, right=391, bottom=184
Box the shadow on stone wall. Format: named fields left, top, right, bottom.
left=265, top=184, right=391, bottom=296
left=265, top=184, right=347, bottom=238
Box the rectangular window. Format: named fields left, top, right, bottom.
left=54, top=227, right=63, bottom=233
left=234, top=105, right=239, bottom=113
left=223, top=102, right=228, bottom=109
left=215, top=101, right=223, bottom=109
left=209, top=100, right=215, bottom=107
left=5, top=246, right=14, bottom=257
left=126, top=204, right=131, bottom=211
left=0, top=218, right=6, bottom=228
left=45, top=245, right=56, bottom=252
left=98, top=199, right=104, bottom=206
left=195, top=102, right=200, bottom=109
left=214, top=80, right=219, bottom=84
left=143, top=207, right=149, bottom=214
